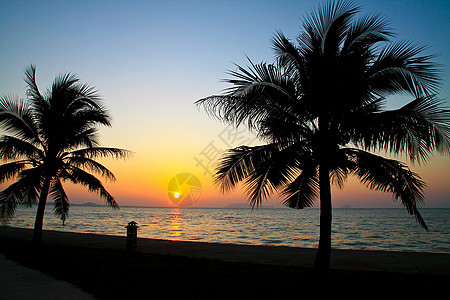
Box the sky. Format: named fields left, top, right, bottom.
left=1, top=0, right=449, bottom=209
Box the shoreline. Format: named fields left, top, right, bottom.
left=1, top=226, right=449, bottom=298
left=1, top=226, right=449, bottom=276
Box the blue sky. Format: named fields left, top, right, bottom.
left=1, top=0, right=449, bottom=208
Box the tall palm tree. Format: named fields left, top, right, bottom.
left=196, top=1, right=449, bottom=271
left=0, top=65, right=131, bottom=244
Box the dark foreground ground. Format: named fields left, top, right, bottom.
left=0, top=230, right=448, bottom=299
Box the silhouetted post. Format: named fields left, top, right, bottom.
left=125, top=221, right=139, bottom=251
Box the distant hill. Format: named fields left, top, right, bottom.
left=224, top=203, right=252, bottom=209
left=72, top=202, right=104, bottom=207
left=224, top=203, right=275, bottom=209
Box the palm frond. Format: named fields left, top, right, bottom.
left=0, top=186, right=19, bottom=224
left=272, top=31, right=303, bottom=77
left=347, top=148, right=428, bottom=230
left=370, top=41, right=442, bottom=97
left=71, top=108, right=112, bottom=128
left=226, top=59, right=295, bottom=99
left=0, top=161, right=28, bottom=183
left=66, top=127, right=100, bottom=149
left=196, top=60, right=295, bottom=133
left=258, top=110, right=315, bottom=143
left=63, top=166, right=119, bottom=209
left=352, top=95, right=450, bottom=162
left=62, top=156, right=117, bottom=181
left=330, top=167, right=349, bottom=188
left=342, top=12, right=392, bottom=55
left=303, top=0, right=358, bottom=39
left=0, top=171, right=42, bottom=222
left=214, top=142, right=307, bottom=207
left=400, top=96, right=450, bottom=155
left=195, top=95, right=242, bottom=125
left=0, top=96, right=40, bottom=142
left=14, top=167, right=43, bottom=207
left=321, top=1, right=358, bottom=56
left=68, top=82, right=103, bottom=111
left=50, top=178, right=69, bottom=224
left=69, top=147, right=132, bottom=160
left=244, top=146, right=301, bottom=208
left=302, top=0, right=363, bottom=57
left=329, top=148, right=358, bottom=188
left=51, top=72, right=80, bottom=96
left=214, top=145, right=268, bottom=194
left=0, top=135, right=44, bottom=161
left=48, top=70, right=104, bottom=120
left=280, top=168, right=319, bottom=208
left=24, top=65, right=47, bottom=110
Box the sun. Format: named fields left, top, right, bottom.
left=167, top=172, right=202, bottom=206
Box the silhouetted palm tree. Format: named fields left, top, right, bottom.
left=196, top=1, right=450, bottom=271
left=0, top=65, right=131, bottom=244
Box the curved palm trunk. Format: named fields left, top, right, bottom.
left=33, top=176, right=51, bottom=245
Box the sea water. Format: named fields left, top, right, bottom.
left=4, top=206, right=449, bottom=253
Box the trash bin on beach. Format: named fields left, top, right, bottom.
left=125, top=221, right=139, bottom=250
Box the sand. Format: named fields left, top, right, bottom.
left=0, top=226, right=448, bottom=298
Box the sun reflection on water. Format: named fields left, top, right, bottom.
left=169, top=208, right=183, bottom=237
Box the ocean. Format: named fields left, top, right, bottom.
left=4, top=206, right=449, bottom=253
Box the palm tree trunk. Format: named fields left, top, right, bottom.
left=313, top=114, right=332, bottom=271
left=313, top=163, right=332, bottom=271
left=33, top=176, right=51, bottom=245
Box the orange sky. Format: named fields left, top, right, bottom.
left=64, top=129, right=450, bottom=209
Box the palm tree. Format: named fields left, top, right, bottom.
left=0, top=65, right=131, bottom=245
left=196, top=1, right=450, bottom=271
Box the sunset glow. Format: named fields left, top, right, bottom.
left=1, top=0, right=449, bottom=208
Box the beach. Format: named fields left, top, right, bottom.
left=0, top=226, right=448, bottom=298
